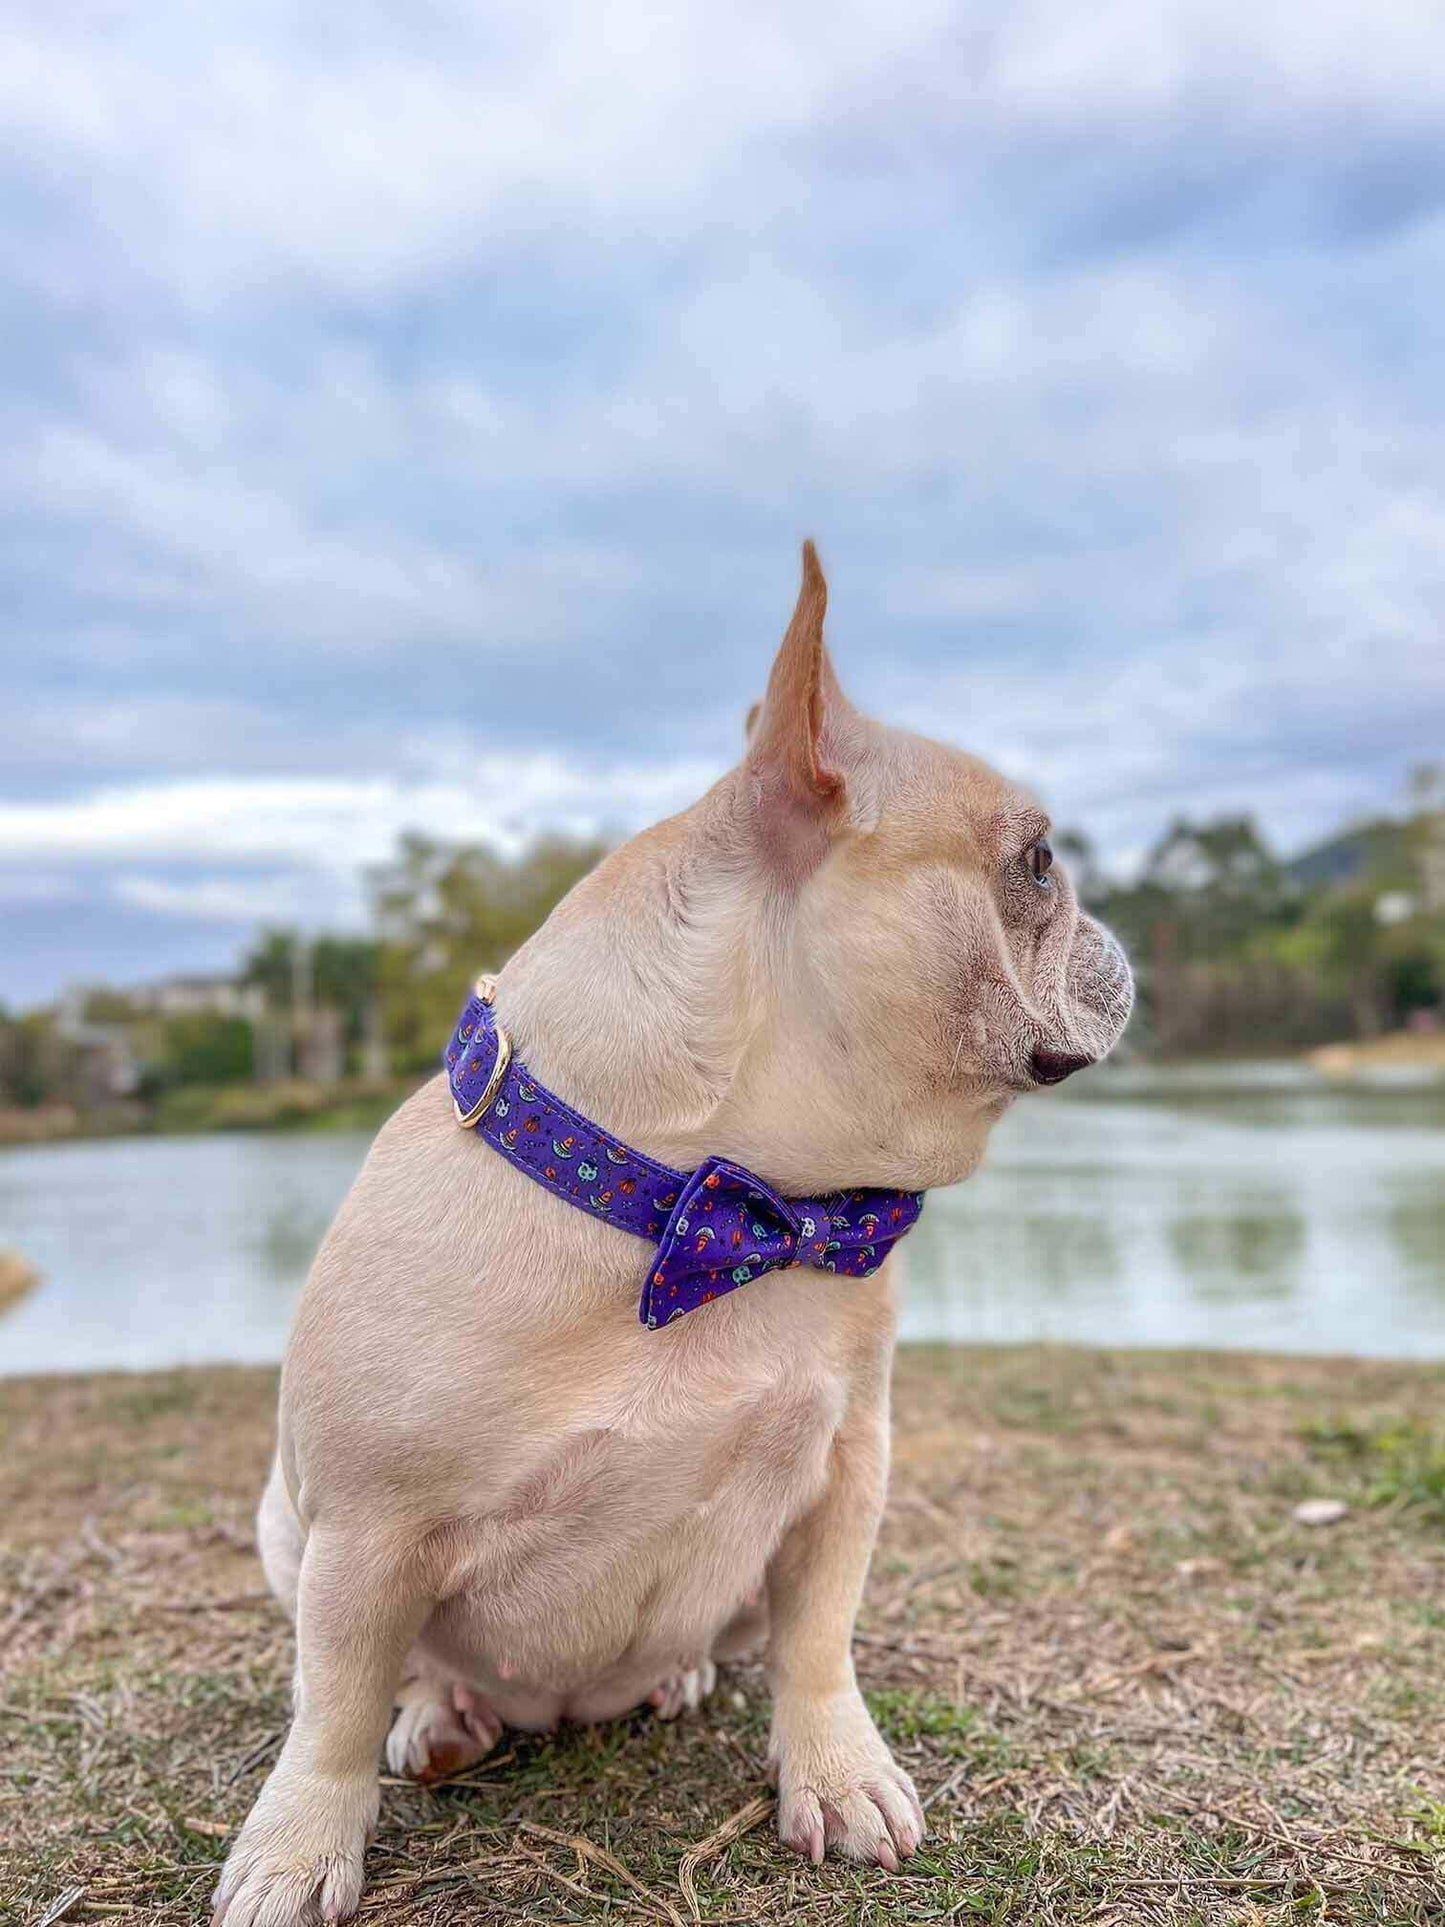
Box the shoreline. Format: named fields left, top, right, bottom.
left=4, top=1034, right=1443, bottom=1152
left=0, top=1075, right=419, bottom=1149
left=7, top=1335, right=1445, bottom=1386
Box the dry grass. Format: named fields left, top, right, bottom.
left=4, top=1346, right=1445, bottom=1925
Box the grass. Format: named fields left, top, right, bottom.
left=1302, top=1417, right=1445, bottom=1523
left=3, top=1346, right=1445, bottom=1924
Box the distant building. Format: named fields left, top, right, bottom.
left=1374, top=891, right=1418, bottom=927
left=52, top=970, right=364, bottom=1090
left=53, top=972, right=265, bottom=1099
left=296, top=1005, right=345, bottom=1083
left=51, top=991, right=141, bottom=1100
left=127, top=974, right=268, bottom=1022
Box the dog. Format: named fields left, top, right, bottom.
left=213, top=544, right=1132, bottom=1925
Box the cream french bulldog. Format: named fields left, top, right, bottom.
left=214, top=545, right=1132, bottom=1925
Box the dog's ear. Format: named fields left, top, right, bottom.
left=745, top=543, right=849, bottom=834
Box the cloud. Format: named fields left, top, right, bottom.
left=1, top=0, right=1443, bottom=1000
left=0, top=758, right=719, bottom=873
left=0, top=4, right=970, bottom=305
left=20, top=423, right=640, bottom=653
left=111, top=870, right=363, bottom=929
left=4, top=3, right=1441, bottom=308
left=0, top=869, right=82, bottom=906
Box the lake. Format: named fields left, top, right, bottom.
left=2, top=1066, right=1443, bottom=1375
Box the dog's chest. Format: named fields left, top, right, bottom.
left=428, top=1341, right=849, bottom=1683
left=501, top=1341, right=848, bottom=1541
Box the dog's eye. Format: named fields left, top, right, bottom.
left=1026, top=840, right=1053, bottom=885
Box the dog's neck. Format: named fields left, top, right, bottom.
left=494, top=777, right=826, bottom=1187
left=495, top=774, right=1002, bottom=1197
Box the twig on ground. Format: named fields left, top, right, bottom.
left=517, top=1819, right=685, bottom=1927
left=677, top=1794, right=774, bottom=1922
left=34, top=1888, right=86, bottom=1927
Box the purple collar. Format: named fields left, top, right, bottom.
left=443, top=978, right=924, bottom=1328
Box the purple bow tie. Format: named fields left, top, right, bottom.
left=443, top=979, right=924, bottom=1328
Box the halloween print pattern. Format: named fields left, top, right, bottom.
left=445, top=986, right=924, bottom=1328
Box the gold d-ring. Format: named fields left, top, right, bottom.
left=453, top=974, right=512, bottom=1127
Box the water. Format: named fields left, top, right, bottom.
left=1, top=1066, right=1443, bottom=1375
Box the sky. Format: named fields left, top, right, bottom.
left=2, top=1, right=1444, bottom=1006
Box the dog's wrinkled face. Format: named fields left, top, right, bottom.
left=725, top=545, right=1133, bottom=1193
left=812, top=735, right=1134, bottom=1096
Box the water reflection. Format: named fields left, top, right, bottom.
left=0, top=1248, right=39, bottom=1313
left=1167, top=1202, right=1304, bottom=1303
left=898, top=1068, right=1445, bottom=1358
left=1387, top=1178, right=1445, bottom=1302
left=913, top=1198, right=1121, bottom=1296
left=0, top=1132, right=368, bottom=1374
left=251, top=1197, right=340, bottom=1282
left=1, top=1066, right=1443, bottom=1373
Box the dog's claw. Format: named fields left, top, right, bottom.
left=212, top=1767, right=375, bottom=1927
left=778, top=1786, right=826, bottom=1864
left=771, top=1690, right=925, bottom=1870
left=648, top=1658, right=717, bottom=1720
left=386, top=1680, right=502, bottom=1781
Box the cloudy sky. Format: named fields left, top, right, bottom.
left=3, top=2, right=1443, bottom=1005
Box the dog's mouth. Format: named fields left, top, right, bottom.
left=1027, top=1047, right=1095, bottom=1087
left=987, top=1048, right=1094, bottom=1100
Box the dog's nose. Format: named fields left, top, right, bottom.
left=1029, top=1047, right=1093, bottom=1086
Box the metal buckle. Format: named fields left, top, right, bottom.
left=452, top=974, right=512, bottom=1128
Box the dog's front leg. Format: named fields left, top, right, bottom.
left=765, top=1388, right=924, bottom=1870
left=214, top=1527, right=428, bottom=1927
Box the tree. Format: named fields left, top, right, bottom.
left=1139, top=815, right=1290, bottom=952
left=242, top=931, right=380, bottom=1068
left=369, top=832, right=608, bottom=1069
left=1055, top=829, right=1105, bottom=909
left=1317, top=896, right=1386, bottom=1038
left=159, top=1014, right=255, bottom=1087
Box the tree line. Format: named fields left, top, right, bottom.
left=1073, top=767, right=1444, bottom=1054
left=1, top=776, right=1442, bottom=1123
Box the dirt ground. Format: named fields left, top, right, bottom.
left=3, top=1345, right=1444, bottom=1925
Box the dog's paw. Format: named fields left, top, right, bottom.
left=769, top=1689, right=925, bottom=1870
left=386, top=1680, right=502, bottom=1782
left=213, top=1767, right=376, bottom=1926
left=648, top=1657, right=717, bottom=1720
